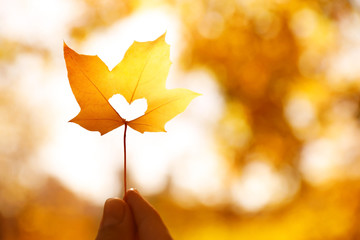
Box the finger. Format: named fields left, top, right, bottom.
left=95, top=198, right=135, bottom=240
left=125, top=189, right=172, bottom=240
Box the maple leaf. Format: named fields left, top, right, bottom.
left=64, top=34, right=199, bottom=135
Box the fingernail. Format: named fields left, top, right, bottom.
left=124, top=188, right=139, bottom=202
left=102, top=198, right=125, bottom=227
left=129, top=188, right=139, bottom=193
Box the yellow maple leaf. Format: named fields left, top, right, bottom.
left=64, top=34, right=199, bottom=135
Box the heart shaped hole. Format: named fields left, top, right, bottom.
left=109, top=94, right=148, bottom=121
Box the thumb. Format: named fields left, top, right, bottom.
left=125, top=189, right=172, bottom=240
left=95, top=198, right=135, bottom=240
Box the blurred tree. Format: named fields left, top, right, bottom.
left=176, top=0, right=350, bottom=169
left=2, top=0, right=360, bottom=239
left=163, top=0, right=360, bottom=239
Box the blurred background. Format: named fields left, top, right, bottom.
left=2, top=0, right=360, bottom=239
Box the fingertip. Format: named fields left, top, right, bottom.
left=104, top=197, right=125, bottom=210
left=124, top=188, right=140, bottom=202
left=125, top=190, right=173, bottom=240
left=96, top=198, right=136, bottom=240
left=128, top=188, right=139, bottom=195
left=125, top=189, right=158, bottom=221
left=129, top=187, right=139, bottom=193
left=102, top=198, right=126, bottom=227
left=104, top=197, right=124, bottom=206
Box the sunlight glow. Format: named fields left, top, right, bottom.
left=290, top=8, right=318, bottom=39
left=231, top=160, right=291, bottom=212
left=81, top=7, right=182, bottom=70
left=32, top=7, right=225, bottom=204
left=285, top=96, right=316, bottom=129
left=127, top=69, right=226, bottom=201
left=300, top=124, right=360, bottom=185
left=0, top=0, right=84, bottom=48
left=327, top=13, right=360, bottom=83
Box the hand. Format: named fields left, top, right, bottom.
left=95, top=189, right=172, bottom=240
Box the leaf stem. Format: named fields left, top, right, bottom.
left=123, top=122, right=128, bottom=197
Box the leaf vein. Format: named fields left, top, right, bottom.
left=129, top=50, right=153, bottom=102
left=70, top=54, right=124, bottom=123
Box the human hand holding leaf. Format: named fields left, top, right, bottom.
left=64, top=34, right=199, bottom=194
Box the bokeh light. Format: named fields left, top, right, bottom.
left=2, top=0, right=360, bottom=239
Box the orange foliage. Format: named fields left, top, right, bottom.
left=2, top=0, right=360, bottom=239
left=64, top=34, right=199, bottom=135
